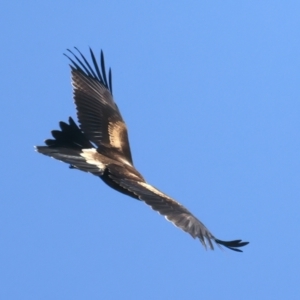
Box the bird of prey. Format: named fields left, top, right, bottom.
left=36, top=48, right=249, bottom=252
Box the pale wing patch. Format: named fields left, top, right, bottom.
left=108, top=121, right=126, bottom=149
left=80, top=148, right=105, bottom=171
left=117, top=157, right=133, bottom=166
left=138, top=182, right=176, bottom=202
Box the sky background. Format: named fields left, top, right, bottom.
left=1, top=1, right=300, bottom=299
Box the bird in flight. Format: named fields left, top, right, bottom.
left=36, top=48, right=249, bottom=252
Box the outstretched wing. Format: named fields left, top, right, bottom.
left=109, top=177, right=249, bottom=252
left=65, top=48, right=133, bottom=165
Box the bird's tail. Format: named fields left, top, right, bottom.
left=35, top=117, right=104, bottom=176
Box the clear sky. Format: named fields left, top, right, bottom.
left=1, top=1, right=299, bottom=299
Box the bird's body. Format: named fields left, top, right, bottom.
left=36, top=48, right=249, bottom=252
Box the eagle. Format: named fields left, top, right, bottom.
left=36, top=48, right=249, bottom=252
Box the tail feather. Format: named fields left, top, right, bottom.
left=36, top=117, right=104, bottom=176
left=44, top=117, right=93, bottom=149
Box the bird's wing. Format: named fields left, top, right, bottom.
left=109, top=177, right=249, bottom=252
left=64, top=48, right=133, bottom=165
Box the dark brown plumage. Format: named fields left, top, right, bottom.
left=36, top=48, right=249, bottom=252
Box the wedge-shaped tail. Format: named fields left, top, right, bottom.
left=36, top=117, right=105, bottom=176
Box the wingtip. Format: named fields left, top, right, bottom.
left=215, top=239, right=249, bottom=252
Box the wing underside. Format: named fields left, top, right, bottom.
left=65, top=48, right=133, bottom=165
left=109, top=177, right=249, bottom=252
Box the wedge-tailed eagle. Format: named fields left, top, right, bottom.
left=36, top=48, right=249, bottom=252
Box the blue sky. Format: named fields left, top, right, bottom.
left=1, top=1, right=300, bottom=299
